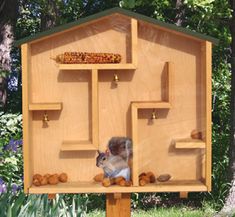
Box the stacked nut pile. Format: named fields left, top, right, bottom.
left=139, top=172, right=156, bottom=186
left=139, top=172, right=171, bottom=186
left=33, top=173, right=68, bottom=186
left=55, top=52, right=122, bottom=64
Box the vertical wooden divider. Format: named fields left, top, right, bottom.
left=166, top=62, right=173, bottom=104
left=204, top=41, right=212, bottom=191
left=131, top=19, right=138, bottom=66
left=22, top=43, right=32, bottom=193
left=131, top=105, right=139, bottom=186
left=92, top=69, right=99, bottom=148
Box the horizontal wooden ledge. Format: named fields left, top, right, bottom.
left=175, top=139, right=205, bottom=149
left=29, top=103, right=62, bottom=111
left=28, top=180, right=207, bottom=194
left=61, top=141, right=97, bottom=151
left=131, top=101, right=171, bottom=109
left=59, top=63, right=136, bottom=70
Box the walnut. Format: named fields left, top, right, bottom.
left=157, top=174, right=171, bottom=182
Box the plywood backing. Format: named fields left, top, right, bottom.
left=24, top=14, right=210, bottom=192
left=136, top=22, right=206, bottom=181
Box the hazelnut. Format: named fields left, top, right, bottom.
left=59, top=173, right=68, bottom=183
left=125, top=181, right=132, bottom=187
left=44, top=174, right=51, bottom=179
left=139, top=172, right=146, bottom=178
left=146, top=172, right=156, bottom=183
left=93, top=173, right=104, bottom=182
left=102, top=178, right=111, bottom=187
left=139, top=179, right=147, bottom=186
left=115, top=176, right=125, bottom=185
left=119, top=179, right=126, bottom=186
left=33, top=174, right=43, bottom=182
left=191, top=130, right=202, bottom=140
left=141, top=175, right=150, bottom=184
left=33, top=179, right=41, bottom=186
left=48, top=175, right=59, bottom=185
left=40, top=176, right=48, bottom=185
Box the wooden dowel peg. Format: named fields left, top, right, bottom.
left=43, top=111, right=49, bottom=122
left=113, top=74, right=119, bottom=85
left=151, top=110, right=157, bottom=120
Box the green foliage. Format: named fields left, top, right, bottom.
left=0, top=187, right=27, bottom=217
left=87, top=204, right=216, bottom=217
left=0, top=113, right=23, bottom=187
left=0, top=191, right=90, bottom=217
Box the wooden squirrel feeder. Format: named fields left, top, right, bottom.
left=17, top=7, right=217, bottom=216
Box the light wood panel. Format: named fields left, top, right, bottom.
left=131, top=101, right=171, bottom=109
left=137, top=22, right=204, bottom=181
left=166, top=62, right=173, bottom=103
left=203, top=41, right=212, bottom=191
left=131, top=19, right=138, bottom=66
left=131, top=105, right=138, bottom=186
left=175, top=139, right=205, bottom=149
left=92, top=69, right=99, bottom=148
left=28, top=180, right=207, bottom=194
left=61, top=141, right=96, bottom=151
left=25, top=14, right=210, bottom=193
left=22, top=43, right=32, bottom=193
left=29, top=103, right=62, bottom=111
left=59, top=64, right=136, bottom=70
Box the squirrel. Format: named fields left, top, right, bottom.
left=96, top=150, right=130, bottom=181
left=95, top=137, right=133, bottom=187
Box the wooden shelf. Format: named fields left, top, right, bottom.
left=175, top=139, right=205, bottom=149
left=29, top=180, right=207, bottom=194
left=29, top=103, right=62, bottom=111
left=59, top=63, right=136, bottom=70
left=61, top=140, right=97, bottom=151
left=131, top=101, right=171, bottom=109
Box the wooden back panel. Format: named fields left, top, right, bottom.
left=27, top=15, right=206, bottom=184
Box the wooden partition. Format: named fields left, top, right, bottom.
left=21, top=14, right=211, bottom=194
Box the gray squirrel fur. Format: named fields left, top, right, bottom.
left=96, top=137, right=132, bottom=181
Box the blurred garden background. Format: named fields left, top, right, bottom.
left=0, top=0, right=233, bottom=216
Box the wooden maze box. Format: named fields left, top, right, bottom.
left=16, top=7, right=218, bottom=194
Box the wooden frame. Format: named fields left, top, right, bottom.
left=21, top=13, right=212, bottom=194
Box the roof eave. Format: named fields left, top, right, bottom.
left=14, top=7, right=219, bottom=47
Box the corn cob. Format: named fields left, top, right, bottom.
left=54, top=52, right=121, bottom=64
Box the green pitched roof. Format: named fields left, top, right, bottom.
left=15, top=7, right=219, bottom=46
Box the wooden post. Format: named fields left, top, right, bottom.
left=179, top=191, right=188, bottom=199
left=48, top=194, right=56, bottom=199
left=106, top=193, right=131, bottom=217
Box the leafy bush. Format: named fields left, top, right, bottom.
left=0, top=112, right=23, bottom=187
